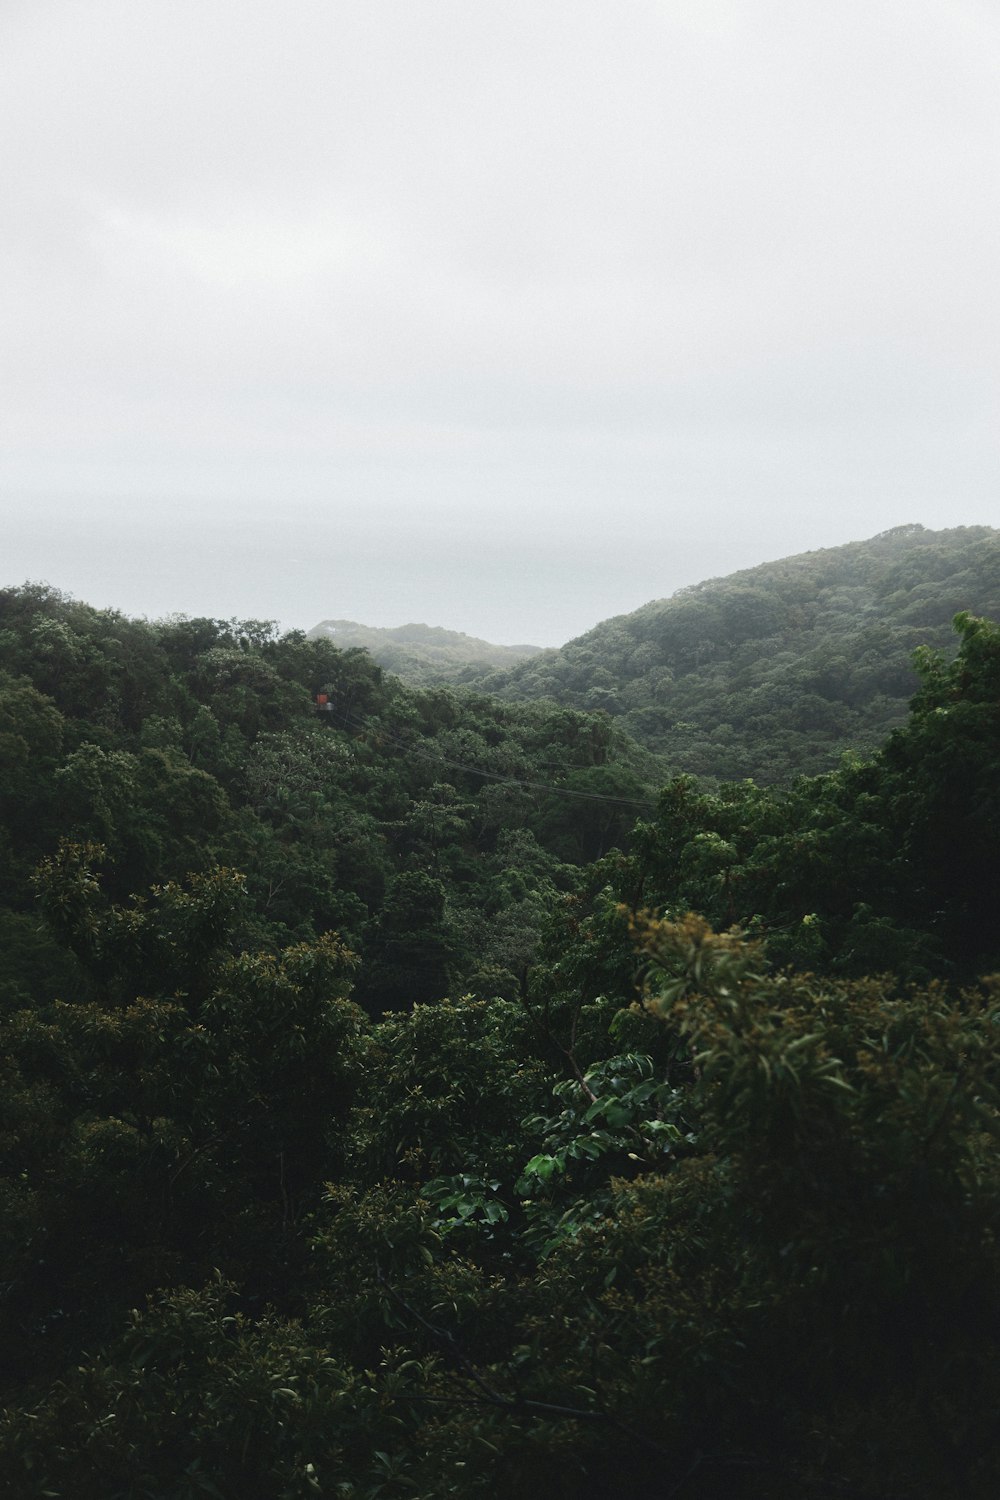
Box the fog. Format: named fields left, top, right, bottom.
left=3, top=0, right=998, bottom=644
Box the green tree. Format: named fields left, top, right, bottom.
left=356, top=871, right=453, bottom=1012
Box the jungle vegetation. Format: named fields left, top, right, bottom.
left=474, top=523, right=1000, bottom=783
left=0, top=548, right=998, bottom=1499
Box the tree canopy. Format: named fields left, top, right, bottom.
left=475, top=523, right=1000, bottom=783
left=0, top=572, right=998, bottom=1497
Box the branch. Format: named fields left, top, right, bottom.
left=376, top=1271, right=917, bottom=1500
left=375, top=1269, right=670, bottom=1450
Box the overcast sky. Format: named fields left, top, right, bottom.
left=3, top=0, right=998, bottom=644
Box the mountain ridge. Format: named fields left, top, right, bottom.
left=306, top=617, right=542, bottom=682
left=471, top=522, right=1000, bottom=783
left=306, top=524, right=1000, bottom=784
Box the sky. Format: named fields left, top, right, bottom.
left=2, top=0, right=999, bottom=646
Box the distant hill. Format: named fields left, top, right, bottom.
left=306, top=618, right=542, bottom=683
left=473, top=524, right=1000, bottom=784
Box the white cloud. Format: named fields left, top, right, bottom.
left=1, top=0, right=998, bottom=640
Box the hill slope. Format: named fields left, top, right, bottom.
left=307, top=618, right=541, bottom=683
left=474, top=524, right=1000, bottom=783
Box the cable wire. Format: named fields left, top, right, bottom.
left=327, top=702, right=657, bottom=811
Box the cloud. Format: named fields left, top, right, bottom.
left=2, top=0, right=998, bottom=639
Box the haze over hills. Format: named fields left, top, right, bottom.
left=5, top=0, right=1000, bottom=1484
left=474, top=523, right=1000, bottom=783
left=311, top=525, right=1000, bottom=786
left=306, top=618, right=543, bottom=682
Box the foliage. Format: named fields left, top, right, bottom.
left=0, top=584, right=656, bottom=1004
left=307, top=618, right=542, bottom=683
left=477, top=523, right=1000, bottom=783
left=1, top=565, right=1000, bottom=1495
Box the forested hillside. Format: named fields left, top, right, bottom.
left=477, top=523, right=1000, bottom=782
left=307, top=619, right=542, bottom=684
left=1, top=580, right=999, bottom=1498
left=0, top=584, right=661, bottom=1017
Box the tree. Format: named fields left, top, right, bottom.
left=355, top=871, right=453, bottom=1012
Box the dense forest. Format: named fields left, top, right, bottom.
left=473, top=523, right=1000, bottom=782
left=0, top=538, right=999, bottom=1498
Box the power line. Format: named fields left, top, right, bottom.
left=327, top=703, right=657, bottom=811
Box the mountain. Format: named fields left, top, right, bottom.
left=306, top=618, right=542, bottom=683
left=473, top=523, right=1000, bottom=784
